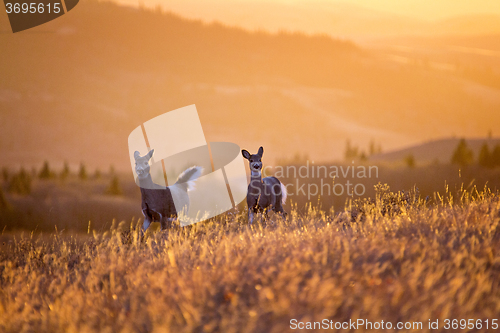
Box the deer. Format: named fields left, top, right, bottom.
left=241, top=146, right=287, bottom=224
left=134, top=149, right=203, bottom=233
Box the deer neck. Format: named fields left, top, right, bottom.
left=251, top=169, right=263, bottom=181
left=249, top=170, right=264, bottom=194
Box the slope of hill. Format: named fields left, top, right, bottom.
left=1, top=0, right=500, bottom=171
left=433, top=15, right=500, bottom=36
left=370, top=138, right=500, bottom=164
left=115, top=0, right=500, bottom=40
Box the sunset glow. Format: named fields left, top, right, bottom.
left=2, top=0, right=500, bottom=331
left=113, top=0, right=500, bottom=39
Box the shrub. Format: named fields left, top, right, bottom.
left=348, top=182, right=423, bottom=222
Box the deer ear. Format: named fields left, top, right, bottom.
left=134, top=151, right=141, bottom=160
left=146, top=149, right=154, bottom=160
left=242, top=150, right=251, bottom=160
left=257, top=146, right=264, bottom=157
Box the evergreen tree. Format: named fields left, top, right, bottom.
left=344, top=139, right=359, bottom=161
left=451, top=139, right=473, bottom=166
left=405, top=154, right=416, bottom=168
left=478, top=143, right=493, bottom=168
left=2, top=167, right=9, bottom=183
left=492, top=144, right=500, bottom=168
left=369, top=140, right=376, bottom=156
left=78, top=163, right=87, bottom=180
left=0, top=186, right=12, bottom=211
left=8, top=168, right=31, bottom=195
left=39, top=161, right=54, bottom=179
left=105, top=175, right=122, bottom=196
left=60, top=161, right=70, bottom=180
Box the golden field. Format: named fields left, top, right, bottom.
left=1, top=185, right=500, bottom=332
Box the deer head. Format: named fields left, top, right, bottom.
left=242, top=147, right=264, bottom=175
left=134, top=149, right=154, bottom=179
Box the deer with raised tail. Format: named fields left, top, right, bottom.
left=134, top=149, right=203, bottom=232
left=242, top=146, right=287, bottom=224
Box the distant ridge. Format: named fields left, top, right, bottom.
left=119, top=0, right=500, bottom=40
left=1, top=0, right=500, bottom=170
left=370, top=138, right=500, bottom=164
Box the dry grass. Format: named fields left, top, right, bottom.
left=1, top=186, right=500, bottom=332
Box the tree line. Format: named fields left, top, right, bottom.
left=0, top=161, right=122, bottom=197
left=452, top=139, right=500, bottom=168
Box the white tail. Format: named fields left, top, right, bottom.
left=175, top=166, right=203, bottom=191
left=281, top=183, right=287, bottom=205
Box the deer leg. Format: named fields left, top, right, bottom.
left=166, top=217, right=176, bottom=229
left=248, top=207, right=257, bottom=225
left=274, top=202, right=287, bottom=219
left=273, top=201, right=285, bottom=214
left=159, top=215, right=176, bottom=230
left=141, top=209, right=152, bottom=234
left=247, top=196, right=258, bottom=225
left=263, top=207, right=271, bottom=219
left=159, top=213, right=169, bottom=230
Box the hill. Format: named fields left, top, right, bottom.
left=117, top=0, right=500, bottom=39
left=370, top=137, right=500, bottom=164
left=1, top=0, right=500, bottom=170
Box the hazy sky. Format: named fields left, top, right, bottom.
left=280, top=0, right=500, bottom=20
left=118, top=0, right=500, bottom=21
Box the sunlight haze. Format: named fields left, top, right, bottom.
left=114, top=0, right=500, bottom=38
left=115, top=0, right=500, bottom=21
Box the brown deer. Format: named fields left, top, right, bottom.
left=135, top=149, right=202, bottom=232
left=242, top=147, right=287, bottom=224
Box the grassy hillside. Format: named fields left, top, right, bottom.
left=2, top=162, right=500, bottom=232
left=1, top=0, right=500, bottom=169
left=1, top=187, right=499, bottom=332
